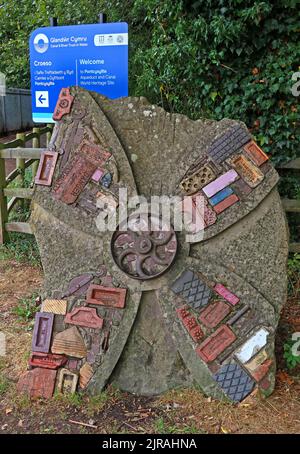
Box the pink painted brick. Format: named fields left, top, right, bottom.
left=202, top=169, right=239, bottom=198
left=92, top=168, right=104, bottom=183
left=214, top=283, right=240, bottom=305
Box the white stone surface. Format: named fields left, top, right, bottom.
left=235, top=328, right=269, bottom=363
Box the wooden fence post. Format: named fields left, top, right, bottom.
left=16, top=132, right=25, bottom=209
left=16, top=132, right=25, bottom=184
left=0, top=150, right=8, bottom=244
left=46, top=124, right=53, bottom=146
left=32, top=127, right=40, bottom=179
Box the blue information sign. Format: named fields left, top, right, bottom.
left=29, top=22, right=128, bottom=123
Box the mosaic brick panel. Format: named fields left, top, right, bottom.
left=170, top=270, right=212, bottom=310
left=208, top=125, right=251, bottom=164
left=213, top=361, right=255, bottom=402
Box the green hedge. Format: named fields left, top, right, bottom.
left=0, top=0, right=299, bottom=197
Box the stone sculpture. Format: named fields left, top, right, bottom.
left=17, top=87, right=289, bottom=403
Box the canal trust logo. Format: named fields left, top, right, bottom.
left=34, top=33, right=49, bottom=54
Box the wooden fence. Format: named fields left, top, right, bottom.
left=0, top=125, right=53, bottom=243
left=0, top=127, right=299, bottom=252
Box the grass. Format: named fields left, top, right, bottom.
left=0, top=166, right=41, bottom=267
left=0, top=232, right=41, bottom=267
left=13, top=292, right=40, bottom=322
left=153, top=416, right=200, bottom=434
left=0, top=376, right=9, bottom=395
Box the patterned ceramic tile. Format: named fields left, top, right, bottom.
left=208, top=125, right=251, bottom=164
left=170, top=270, right=212, bottom=310
left=213, top=361, right=255, bottom=402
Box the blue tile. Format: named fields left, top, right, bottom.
left=209, top=187, right=233, bottom=206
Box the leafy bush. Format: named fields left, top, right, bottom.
left=284, top=334, right=300, bottom=370
left=0, top=0, right=299, bottom=198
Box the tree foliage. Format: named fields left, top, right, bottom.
left=0, top=1, right=299, bottom=184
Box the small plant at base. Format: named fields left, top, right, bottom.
left=0, top=376, right=9, bottom=395
left=13, top=292, right=39, bottom=322
left=284, top=338, right=300, bottom=370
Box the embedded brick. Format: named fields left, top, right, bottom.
left=51, top=326, right=87, bottom=358
left=208, top=125, right=251, bottom=164
left=86, top=285, right=127, bottom=309
left=249, top=359, right=273, bottom=382
left=202, top=169, right=239, bottom=198
left=79, top=362, right=94, bottom=389
left=64, top=307, right=104, bottom=329
left=53, top=155, right=96, bottom=204
left=214, top=283, right=240, bottom=305
left=17, top=368, right=57, bottom=399
left=213, top=361, right=255, bottom=402
left=230, top=155, right=264, bottom=188
left=199, top=301, right=231, bottom=328
left=41, top=299, right=67, bottom=315
left=234, top=328, right=269, bottom=363
left=244, top=141, right=269, bottom=166
left=29, top=352, right=67, bottom=370
left=180, top=164, right=216, bottom=195
left=214, top=194, right=239, bottom=214
left=53, top=87, right=74, bottom=121
left=209, top=187, right=234, bottom=206
left=32, top=312, right=54, bottom=353
left=196, top=325, right=236, bottom=363
left=57, top=368, right=78, bottom=394
left=170, top=270, right=212, bottom=311
left=35, top=151, right=58, bottom=186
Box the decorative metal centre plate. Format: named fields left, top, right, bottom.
left=111, top=214, right=178, bottom=280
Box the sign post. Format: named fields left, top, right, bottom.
left=29, top=22, right=128, bottom=123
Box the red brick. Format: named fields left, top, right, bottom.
left=53, top=88, right=74, bottom=121
left=196, top=325, right=236, bottom=363
left=214, top=194, right=239, bottom=214
left=176, top=306, right=190, bottom=319
left=251, top=359, right=273, bottom=382
left=53, top=155, right=96, bottom=205
left=182, top=316, right=198, bottom=331
left=86, top=285, right=127, bottom=309
left=259, top=377, right=271, bottom=390
left=214, top=283, right=240, bottom=306
left=29, top=352, right=67, bottom=370
left=199, top=301, right=231, bottom=328
left=64, top=307, right=104, bottom=329
left=17, top=368, right=57, bottom=399
left=244, top=140, right=269, bottom=166
left=189, top=325, right=204, bottom=343
left=35, top=151, right=58, bottom=186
